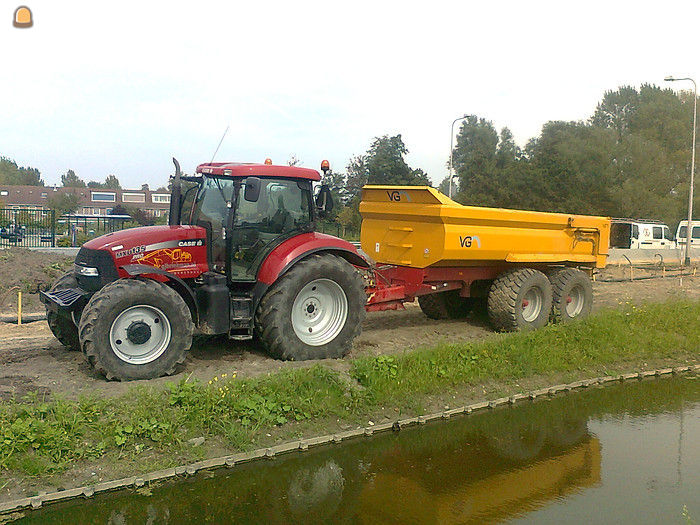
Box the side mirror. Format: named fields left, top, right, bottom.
left=244, top=177, right=262, bottom=202
left=315, top=184, right=334, bottom=217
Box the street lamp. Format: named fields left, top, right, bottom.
left=664, top=76, right=697, bottom=266
left=449, top=114, right=469, bottom=198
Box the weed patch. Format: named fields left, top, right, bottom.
left=0, top=300, right=697, bottom=480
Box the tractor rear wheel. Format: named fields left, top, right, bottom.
left=487, top=268, right=552, bottom=331
left=79, top=279, right=193, bottom=380
left=46, top=271, right=81, bottom=351
left=418, top=290, right=474, bottom=319
left=255, top=254, right=366, bottom=361
left=549, top=268, right=593, bottom=322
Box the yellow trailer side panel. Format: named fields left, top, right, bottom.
left=359, top=186, right=610, bottom=269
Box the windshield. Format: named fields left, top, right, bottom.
left=678, top=225, right=700, bottom=239
left=190, top=177, right=235, bottom=271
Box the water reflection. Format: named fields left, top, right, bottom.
left=16, top=375, right=699, bottom=524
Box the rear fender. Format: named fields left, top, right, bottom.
left=256, top=232, right=369, bottom=286
left=121, top=264, right=198, bottom=323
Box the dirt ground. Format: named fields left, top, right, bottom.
left=1, top=270, right=698, bottom=401
left=0, top=249, right=73, bottom=316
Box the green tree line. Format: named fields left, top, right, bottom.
left=450, top=84, right=698, bottom=227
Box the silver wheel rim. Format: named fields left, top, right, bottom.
left=109, top=305, right=172, bottom=364
left=521, top=287, right=543, bottom=322
left=565, top=285, right=585, bottom=317
left=291, top=279, right=348, bottom=346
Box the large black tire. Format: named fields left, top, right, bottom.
left=46, top=271, right=81, bottom=351
left=418, top=290, right=474, bottom=320
left=255, top=254, right=366, bottom=361
left=549, top=268, right=593, bottom=322
left=79, top=279, right=193, bottom=380
left=487, top=268, right=552, bottom=332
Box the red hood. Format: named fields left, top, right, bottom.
left=83, top=225, right=209, bottom=279
left=83, top=225, right=206, bottom=252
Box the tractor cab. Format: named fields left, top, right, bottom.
left=174, top=161, right=334, bottom=281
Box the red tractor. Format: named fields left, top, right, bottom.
left=41, top=159, right=368, bottom=380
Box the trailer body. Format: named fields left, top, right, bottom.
left=360, top=186, right=610, bottom=269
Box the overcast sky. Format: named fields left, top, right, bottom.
left=2, top=1, right=699, bottom=189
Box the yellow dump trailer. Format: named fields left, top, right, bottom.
left=360, top=186, right=610, bottom=269
left=359, top=186, right=611, bottom=331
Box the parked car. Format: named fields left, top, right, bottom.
left=0, top=226, right=24, bottom=243
left=609, top=219, right=675, bottom=249
left=675, top=220, right=700, bottom=248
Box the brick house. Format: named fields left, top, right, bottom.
left=0, top=184, right=171, bottom=217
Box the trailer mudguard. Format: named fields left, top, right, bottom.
left=256, top=232, right=368, bottom=286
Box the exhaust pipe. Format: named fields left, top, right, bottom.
left=169, top=157, right=182, bottom=226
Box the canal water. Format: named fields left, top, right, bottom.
left=15, top=374, right=699, bottom=524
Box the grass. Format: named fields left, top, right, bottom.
left=0, top=300, right=698, bottom=482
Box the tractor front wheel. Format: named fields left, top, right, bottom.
left=256, top=254, right=366, bottom=360
left=78, top=279, right=193, bottom=380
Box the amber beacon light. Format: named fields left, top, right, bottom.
left=13, top=5, right=33, bottom=28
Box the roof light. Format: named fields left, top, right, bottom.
left=264, top=158, right=272, bottom=165
left=223, top=169, right=232, bottom=176
left=321, top=160, right=330, bottom=173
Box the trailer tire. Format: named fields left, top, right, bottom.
left=256, top=254, right=366, bottom=361
left=549, top=268, right=593, bottom=322
left=46, top=271, right=81, bottom=351
left=79, top=279, right=193, bottom=381
left=418, top=290, right=473, bottom=319
left=487, top=268, right=552, bottom=332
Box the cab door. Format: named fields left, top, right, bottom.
left=229, top=178, right=314, bottom=281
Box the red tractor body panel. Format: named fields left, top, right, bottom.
left=196, top=163, right=321, bottom=181
left=83, top=225, right=209, bottom=279
left=257, top=232, right=366, bottom=285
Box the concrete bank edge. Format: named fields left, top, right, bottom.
left=1, top=363, right=698, bottom=515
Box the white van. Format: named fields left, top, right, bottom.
left=675, top=220, right=700, bottom=248
left=610, top=219, right=675, bottom=249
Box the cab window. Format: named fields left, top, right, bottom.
left=652, top=226, right=662, bottom=240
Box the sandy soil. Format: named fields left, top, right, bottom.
left=1, top=271, right=698, bottom=401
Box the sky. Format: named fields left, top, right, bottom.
left=2, top=1, right=700, bottom=189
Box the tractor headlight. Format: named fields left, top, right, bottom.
left=74, top=264, right=99, bottom=277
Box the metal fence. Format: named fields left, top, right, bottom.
left=0, top=207, right=129, bottom=248
left=1, top=206, right=356, bottom=248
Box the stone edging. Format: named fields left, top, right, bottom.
left=1, top=363, right=697, bottom=515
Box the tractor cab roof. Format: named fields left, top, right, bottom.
left=195, top=163, right=321, bottom=181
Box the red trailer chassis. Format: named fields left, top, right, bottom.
left=365, top=265, right=506, bottom=312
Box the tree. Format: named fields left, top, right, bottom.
left=110, top=204, right=129, bottom=216
left=103, top=175, right=121, bottom=189
left=88, top=175, right=122, bottom=189
left=47, top=192, right=80, bottom=216
left=61, top=169, right=86, bottom=188
left=437, top=176, right=452, bottom=195
left=344, top=135, right=430, bottom=200
left=126, top=207, right=155, bottom=226
left=0, top=157, right=44, bottom=186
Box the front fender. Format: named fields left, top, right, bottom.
left=121, top=264, right=199, bottom=323
left=257, top=232, right=368, bottom=286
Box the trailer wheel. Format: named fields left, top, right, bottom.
left=549, top=268, right=593, bottom=322
left=256, top=254, right=366, bottom=361
left=46, top=271, right=81, bottom=351
left=487, top=268, right=552, bottom=331
left=418, top=290, right=473, bottom=319
left=79, top=279, right=193, bottom=380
